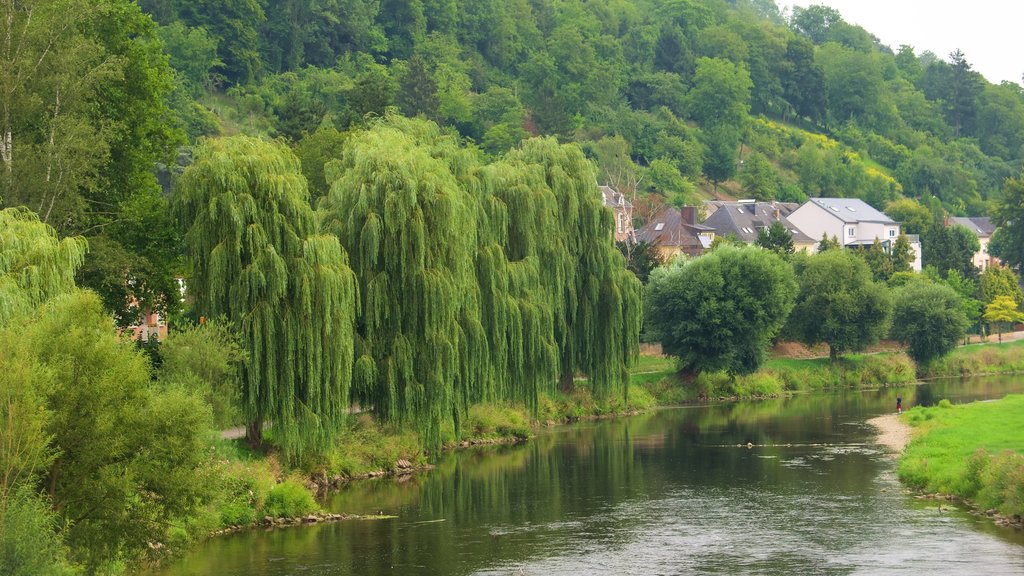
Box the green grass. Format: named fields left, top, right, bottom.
left=635, top=351, right=917, bottom=404
left=900, top=395, right=1024, bottom=517
left=920, top=340, right=1024, bottom=379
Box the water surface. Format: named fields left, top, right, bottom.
left=155, top=377, right=1024, bottom=575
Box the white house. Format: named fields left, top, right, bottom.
left=599, top=185, right=634, bottom=242
left=949, top=216, right=999, bottom=271
left=787, top=198, right=922, bottom=270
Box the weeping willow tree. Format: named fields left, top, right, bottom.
left=320, top=118, right=641, bottom=445
left=177, top=136, right=358, bottom=459
left=500, top=139, right=643, bottom=400
left=320, top=118, right=486, bottom=447
left=0, top=207, right=88, bottom=325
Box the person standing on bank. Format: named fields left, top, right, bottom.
left=896, top=394, right=903, bottom=414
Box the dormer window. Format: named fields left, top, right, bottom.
left=655, top=223, right=665, bottom=231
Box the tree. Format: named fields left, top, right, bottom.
left=861, top=238, right=894, bottom=282
left=891, top=233, right=916, bottom=274
left=756, top=220, right=795, bottom=256
left=983, top=295, right=1024, bottom=342
left=980, top=264, right=1024, bottom=308
left=701, top=125, right=741, bottom=193
left=645, top=246, right=797, bottom=376
left=884, top=198, right=933, bottom=236
left=891, top=281, right=969, bottom=365
left=992, top=176, right=1024, bottom=270
left=817, top=232, right=841, bottom=252
left=739, top=152, right=781, bottom=200
left=780, top=36, right=825, bottom=121
left=177, top=136, right=358, bottom=458
left=1, top=290, right=214, bottom=570
left=159, top=321, right=246, bottom=428
left=686, top=57, right=753, bottom=130
left=787, top=250, right=893, bottom=361
left=397, top=54, right=440, bottom=121
left=0, top=207, right=87, bottom=325
left=923, top=223, right=981, bottom=280
left=616, top=240, right=663, bottom=284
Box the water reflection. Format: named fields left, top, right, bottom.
left=153, top=376, right=1024, bottom=576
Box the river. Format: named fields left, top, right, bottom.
left=153, top=377, right=1024, bottom=575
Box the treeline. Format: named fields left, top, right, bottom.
left=139, top=0, right=1023, bottom=214
left=0, top=116, right=641, bottom=571
left=645, top=240, right=1024, bottom=380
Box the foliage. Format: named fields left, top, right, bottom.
left=992, top=176, right=1024, bottom=271
left=786, top=250, right=893, bottom=360
left=755, top=220, right=795, bottom=256
left=0, top=208, right=88, bottom=326
left=263, top=477, right=319, bottom=518
left=900, top=394, right=1024, bottom=518
left=979, top=265, right=1024, bottom=307
left=890, top=281, right=969, bottom=365
left=616, top=240, right=664, bottom=283
left=1, top=291, right=215, bottom=570
left=160, top=321, right=247, bottom=428
left=645, top=246, right=797, bottom=376
left=177, top=136, right=359, bottom=459
left=922, top=224, right=981, bottom=280
left=0, top=487, right=78, bottom=576
left=983, top=296, right=1024, bottom=342
left=320, top=117, right=640, bottom=446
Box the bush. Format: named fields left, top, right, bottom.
left=0, top=487, right=78, bottom=576
left=465, top=405, right=531, bottom=439
left=263, top=478, right=319, bottom=519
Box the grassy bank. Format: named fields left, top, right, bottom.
left=639, top=351, right=916, bottom=404
left=899, top=395, right=1024, bottom=519
left=919, top=340, right=1024, bottom=379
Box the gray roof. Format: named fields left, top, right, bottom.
left=636, top=207, right=706, bottom=251
left=949, top=216, right=996, bottom=237
left=701, top=201, right=816, bottom=244
left=599, top=185, right=633, bottom=210
left=808, top=198, right=896, bottom=225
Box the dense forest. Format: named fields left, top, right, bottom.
left=5, top=0, right=1024, bottom=572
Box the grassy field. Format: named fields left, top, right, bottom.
left=899, top=395, right=1024, bottom=517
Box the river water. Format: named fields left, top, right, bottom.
left=154, top=377, right=1024, bottom=575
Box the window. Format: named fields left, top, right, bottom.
left=888, top=229, right=896, bottom=238
left=847, top=227, right=855, bottom=238
left=618, top=213, right=625, bottom=233
left=655, top=222, right=665, bottom=231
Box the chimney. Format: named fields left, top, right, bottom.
left=681, top=206, right=697, bottom=225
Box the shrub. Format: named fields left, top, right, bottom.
left=263, top=478, right=319, bottom=518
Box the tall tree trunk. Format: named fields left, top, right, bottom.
left=246, top=419, right=263, bottom=450
left=829, top=344, right=838, bottom=362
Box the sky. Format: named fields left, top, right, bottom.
left=785, top=1, right=1024, bottom=85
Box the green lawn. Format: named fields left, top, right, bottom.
left=900, top=395, right=1024, bottom=516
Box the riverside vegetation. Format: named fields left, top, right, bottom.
left=899, top=394, right=1024, bottom=525
left=7, top=0, right=1024, bottom=574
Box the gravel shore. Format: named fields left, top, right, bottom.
left=867, top=413, right=912, bottom=452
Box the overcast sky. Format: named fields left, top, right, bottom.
left=785, top=1, right=1024, bottom=85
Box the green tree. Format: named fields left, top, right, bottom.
left=739, top=152, right=781, bottom=200
left=992, top=176, right=1024, bottom=270
left=644, top=246, right=797, bottom=376
left=0, top=208, right=88, bottom=325
left=159, top=321, right=246, bottom=428
left=980, top=264, right=1024, bottom=307
left=983, top=295, right=1024, bottom=342
left=861, top=238, right=894, bottom=282
left=891, top=281, right=969, bottom=365
left=2, top=291, right=214, bottom=570
left=701, top=125, right=741, bottom=193
left=922, top=223, right=981, bottom=280
left=891, top=234, right=915, bottom=274
left=885, top=198, right=933, bottom=236
left=177, top=136, right=358, bottom=458
left=397, top=54, right=440, bottom=121
left=787, top=250, right=893, bottom=361
left=686, top=57, right=753, bottom=130
left=817, top=232, right=841, bottom=252
left=616, top=240, right=664, bottom=284
left=755, top=220, right=795, bottom=256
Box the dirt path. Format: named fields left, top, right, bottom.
left=867, top=414, right=912, bottom=453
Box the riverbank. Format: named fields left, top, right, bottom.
left=867, top=414, right=912, bottom=453
left=899, top=395, right=1024, bottom=529
left=178, top=338, right=1024, bottom=557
